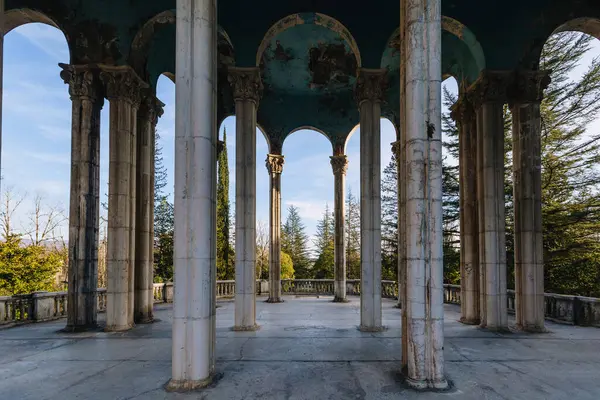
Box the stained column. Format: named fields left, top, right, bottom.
left=510, top=71, right=550, bottom=332
left=331, top=154, right=349, bottom=302
left=134, top=93, right=164, bottom=324
left=400, top=0, right=447, bottom=388
left=167, top=0, right=218, bottom=390
left=102, top=67, right=146, bottom=332
left=266, top=153, right=284, bottom=303
left=468, top=71, right=510, bottom=331
left=451, top=96, right=480, bottom=325
left=355, top=68, right=386, bottom=331
left=230, top=67, right=262, bottom=331
left=60, top=65, right=104, bottom=331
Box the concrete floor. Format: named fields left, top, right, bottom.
left=0, top=297, right=599, bottom=400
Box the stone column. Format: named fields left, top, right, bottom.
left=468, top=71, right=511, bottom=331
left=510, top=71, right=550, bottom=332
left=60, top=64, right=104, bottom=331
left=400, top=0, right=447, bottom=389
left=230, top=67, right=262, bottom=331
left=101, top=66, right=146, bottom=332
left=134, top=93, right=164, bottom=324
left=167, top=0, right=218, bottom=391
left=355, top=68, right=386, bottom=331
left=331, top=154, right=349, bottom=302
left=266, top=153, right=284, bottom=303
left=451, top=96, right=480, bottom=325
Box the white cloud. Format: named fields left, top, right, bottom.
left=13, top=23, right=69, bottom=60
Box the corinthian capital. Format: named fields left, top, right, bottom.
left=467, top=70, right=512, bottom=108
left=508, top=70, right=551, bottom=105
left=228, top=67, right=263, bottom=104
left=330, top=155, right=349, bottom=176
left=266, top=154, right=284, bottom=175
left=99, top=66, right=148, bottom=107
left=449, top=96, right=475, bottom=125
left=354, top=68, right=388, bottom=106
left=138, top=92, right=165, bottom=125
left=59, top=64, right=103, bottom=103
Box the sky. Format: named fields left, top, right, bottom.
left=2, top=23, right=600, bottom=248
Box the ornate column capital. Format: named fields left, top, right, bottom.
left=508, top=70, right=551, bottom=106
left=466, top=70, right=512, bottom=108
left=266, top=154, right=284, bottom=175
left=391, top=141, right=401, bottom=158
left=228, top=67, right=263, bottom=105
left=354, top=68, right=388, bottom=106
left=99, top=65, right=148, bottom=107
left=330, top=155, right=349, bottom=176
left=450, top=96, right=475, bottom=124
left=138, top=92, right=165, bottom=125
left=59, top=63, right=104, bottom=104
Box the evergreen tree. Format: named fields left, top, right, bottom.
left=153, top=198, right=174, bottom=282
left=345, top=188, right=361, bottom=279
left=282, top=205, right=311, bottom=278
left=312, top=204, right=335, bottom=279
left=381, top=155, right=398, bottom=281
left=154, top=130, right=169, bottom=205
left=216, top=128, right=234, bottom=280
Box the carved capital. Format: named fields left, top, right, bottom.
left=100, top=66, right=148, bottom=107
left=508, top=70, right=551, bottom=106
left=391, top=141, right=401, bottom=158
left=330, top=155, right=349, bottom=176
left=354, top=68, right=388, bottom=106
left=450, top=96, right=475, bottom=124
left=466, top=70, right=512, bottom=108
left=266, top=154, right=284, bottom=175
left=228, top=67, right=263, bottom=104
left=59, top=64, right=103, bottom=104
left=138, top=92, right=165, bottom=125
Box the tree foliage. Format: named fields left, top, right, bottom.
left=312, top=205, right=335, bottom=279
left=345, top=188, right=361, bottom=279
left=216, top=129, right=234, bottom=280
left=282, top=205, right=311, bottom=278
left=381, top=154, right=398, bottom=281
left=281, top=251, right=295, bottom=279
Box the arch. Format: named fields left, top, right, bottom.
left=4, top=9, right=63, bottom=35
left=255, top=12, right=361, bottom=68
left=553, top=17, right=600, bottom=41
left=342, top=117, right=398, bottom=154
left=440, top=16, right=486, bottom=74
left=283, top=126, right=333, bottom=154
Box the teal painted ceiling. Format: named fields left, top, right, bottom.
left=6, top=0, right=600, bottom=146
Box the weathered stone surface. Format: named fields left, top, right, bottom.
left=266, top=154, right=284, bottom=303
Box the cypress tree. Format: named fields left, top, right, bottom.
left=216, top=128, right=233, bottom=280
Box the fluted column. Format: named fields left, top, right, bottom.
left=451, top=96, right=480, bottom=325
left=167, top=0, right=218, bottom=391
left=400, top=0, right=447, bottom=389
left=134, top=93, right=164, bottom=324
left=101, top=66, right=147, bottom=332
left=355, top=68, right=386, bottom=332
left=468, top=70, right=511, bottom=331
left=331, top=154, right=349, bottom=302
left=60, top=64, right=104, bottom=331
left=230, top=67, right=262, bottom=331
left=510, top=71, right=550, bottom=332
left=266, top=153, right=284, bottom=303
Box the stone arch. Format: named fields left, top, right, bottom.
left=130, top=10, right=235, bottom=85
left=283, top=126, right=333, bottom=154
left=255, top=13, right=361, bottom=68
left=342, top=117, right=398, bottom=154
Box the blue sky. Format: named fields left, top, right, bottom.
left=2, top=23, right=599, bottom=247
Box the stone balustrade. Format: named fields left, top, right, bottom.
left=1, top=282, right=598, bottom=327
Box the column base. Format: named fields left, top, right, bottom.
left=232, top=324, right=261, bottom=332
left=459, top=317, right=480, bottom=325
left=358, top=325, right=387, bottom=332
left=104, top=323, right=134, bottom=332
left=516, top=323, right=547, bottom=333
left=165, top=372, right=222, bottom=392
left=480, top=324, right=511, bottom=333
left=405, top=377, right=449, bottom=391
left=332, top=297, right=349, bottom=303
left=62, top=323, right=99, bottom=333
left=134, top=316, right=155, bottom=324
left=266, top=298, right=284, bottom=303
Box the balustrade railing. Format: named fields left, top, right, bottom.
left=1, top=281, right=598, bottom=327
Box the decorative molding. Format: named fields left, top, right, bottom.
left=466, top=70, right=512, bottom=107
left=58, top=64, right=103, bottom=103
left=450, top=96, right=475, bottom=124
left=390, top=141, right=401, bottom=158
left=138, top=92, right=165, bottom=125
left=508, top=70, right=551, bottom=106
left=228, top=67, right=263, bottom=104
left=266, top=154, right=284, bottom=175
left=354, top=68, right=388, bottom=106
left=99, top=66, right=148, bottom=107
left=330, top=155, right=349, bottom=176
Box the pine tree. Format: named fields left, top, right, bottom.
left=345, top=188, right=361, bottom=279
left=381, top=154, right=398, bottom=281
left=282, top=205, right=311, bottom=278
left=216, top=128, right=234, bottom=280
left=312, top=204, right=335, bottom=279
left=154, top=130, right=169, bottom=205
